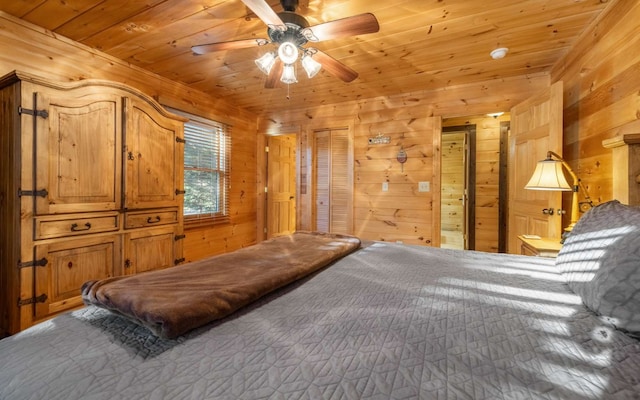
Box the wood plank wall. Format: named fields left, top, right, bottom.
left=0, top=12, right=258, bottom=262
left=552, top=1, right=640, bottom=209
left=443, top=114, right=510, bottom=252
left=259, top=75, right=549, bottom=246
left=9, top=0, right=627, bottom=253
left=353, top=116, right=440, bottom=245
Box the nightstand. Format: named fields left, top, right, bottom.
left=518, top=236, right=563, bottom=258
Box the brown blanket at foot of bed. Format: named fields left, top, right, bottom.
left=81, top=231, right=360, bottom=339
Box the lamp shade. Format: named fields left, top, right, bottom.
left=301, top=53, right=322, bottom=78
left=255, top=52, right=276, bottom=75
left=525, top=159, right=572, bottom=191
left=280, top=64, right=298, bottom=84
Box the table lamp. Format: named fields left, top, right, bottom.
left=525, top=151, right=594, bottom=234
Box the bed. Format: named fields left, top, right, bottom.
left=0, top=201, right=639, bottom=399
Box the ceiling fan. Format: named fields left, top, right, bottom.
left=191, top=0, right=380, bottom=88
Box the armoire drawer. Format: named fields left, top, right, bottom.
left=124, top=209, right=178, bottom=229
left=35, top=212, right=120, bottom=240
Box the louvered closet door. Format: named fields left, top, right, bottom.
left=314, top=128, right=353, bottom=234
left=315, top=131, right=330, bottom=232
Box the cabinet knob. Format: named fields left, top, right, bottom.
left=127, top=151, right=135, bottom=160
left=124, top=259, right=131, bottom=269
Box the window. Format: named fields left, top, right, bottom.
left=174, top=110, right=231, bottom=226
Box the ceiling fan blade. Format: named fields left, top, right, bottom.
left=241, top=0, right=286, bottom=31
left=192, top=38, right=267, bottom=54
left=313, top=50, right=358, bottom=82
left=303, top=13, right=379, bottom=42
left=265, top=58, right=283, bottom=89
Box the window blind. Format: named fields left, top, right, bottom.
left=174, top=110, right=231, bottom=225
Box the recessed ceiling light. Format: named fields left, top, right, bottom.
left=490, top=47, right=509, bottom=60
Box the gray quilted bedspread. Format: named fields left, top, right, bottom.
left=1, top=243, right=639, bottom=399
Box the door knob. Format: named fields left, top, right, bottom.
left=542, top=208, right=554, bottom=215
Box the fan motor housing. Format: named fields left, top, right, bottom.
left=268, top=11, right=309, bottom=47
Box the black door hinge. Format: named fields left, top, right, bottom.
left=175, top=189, right=185, bottom=195
left=17, top=294, right=47, bottom=307
left=18, top=188, right=48, bottom=198
left=18, top=258, right=48, bottom=269
left=176, top=137, right=186, bottom=143
left=174, top=234, right=186, bottom=241
left=174, top=258, right=186, bottom=265
left=18, top=106, right=49, bottom=119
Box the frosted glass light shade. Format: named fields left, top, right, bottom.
left=278, top=42, right=299, bottom=64
left=301, top=53, right=322, bottom=78
left=525, top=159, right=572, bottom=191
left=255, top=52, right=276, bottom=75
left=280, top=64, right=298, bottom=84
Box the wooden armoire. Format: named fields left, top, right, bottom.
left=0, top=71, right=186, bottom=335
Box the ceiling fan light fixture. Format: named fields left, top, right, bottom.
left=192, top=0, right=381, bottom=90
left=255, top=51, right=276, bottom=75
left=280, top=64, right=298, bottom=84
left=301, top=53, right=322, bottom=78
left=278, top=42, right=299, bottom=64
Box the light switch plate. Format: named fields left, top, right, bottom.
left=418, top=181, right=430, bottom=192
left=382, top=182, right=389, bottom=192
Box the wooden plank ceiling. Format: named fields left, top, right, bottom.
left=0, top=0, right=612, bottom=117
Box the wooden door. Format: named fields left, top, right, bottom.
left=441, top=131, right=466, bottom=249
left=34, top=91, right=122, bottom=215
left=314, top=128, right=353, bottom=234
left=508, top=81, right=564, bottom=253
left=124, top=97, right=183, bottom=210
left=267, top=134, right=296, bottom=238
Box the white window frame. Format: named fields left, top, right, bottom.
left=171, top=108, right=231, bottom=227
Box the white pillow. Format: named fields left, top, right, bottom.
left=555, top=200, right=640, bottom=338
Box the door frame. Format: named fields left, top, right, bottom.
left=441, top=125, right=476, bottom=250
left=498, top=121, right=510, bottom=253
left=310, top=127, right=354, bottom=234
left=295, top=118, right=355, bottom=233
